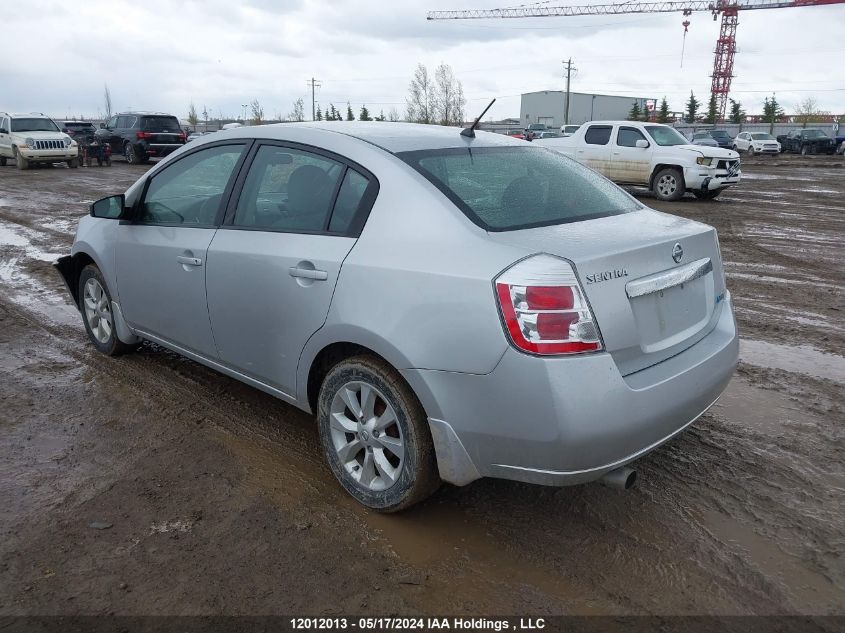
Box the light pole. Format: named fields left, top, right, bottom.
left=241, top=104, right=248, bottom=122
left=590, top=95, right=596, bottom=121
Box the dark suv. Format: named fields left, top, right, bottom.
left=96, top=112, right=186, bottom=164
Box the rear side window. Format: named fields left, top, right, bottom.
left=584, top=125, right=612, bottom=145
left=232, top=145, right=344, bottom=232
left=329, top=169, right=370, bottom=233
left=397, top=146, right=640, bottom=232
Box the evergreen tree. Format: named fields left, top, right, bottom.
left=762, top=95, right=784, bottom=133
left=316, top=106, right=322, bottom=121
left=685, top=91, right=701, bottom=123
left=375, top=109, right=386, bottom=121
left=346, top=102, right=355, bottom=121
left=657, top=97, right=670, bottom=123
left=704, top=94, right=718, bottom=124
left=359, top=105, right=372, bottom=121
left=728, top=99, right=744, bottom=124
left=627, top=101, right=642, bottom=121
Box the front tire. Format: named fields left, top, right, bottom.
left=317, top=355, right=440, bottom=512
left=801, top=144, right=809, bottom=156
left=748, top=146, right=756, bottom=156
left=78, top=265, right=140, bottom=356
left=0, top=156, right=6, bottom=166
left=652, top=167, right=685, bottom=201
left=67, top=158, right=79, bottom=168
left=14, top=148, right=28, bottom=170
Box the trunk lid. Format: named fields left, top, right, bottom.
left=488, top=209, right=727, bottom=375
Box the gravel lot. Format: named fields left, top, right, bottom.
left=0, top=153, right=843, bottom=617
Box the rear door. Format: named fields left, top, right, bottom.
left=577, top=124, right=613, bottom=175
left=114, top=141, right=248, bottom=357
left=206, top=142, right=377, bottom=396
left=609, top=125, right=651, bottom=185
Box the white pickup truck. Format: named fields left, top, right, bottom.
left=535, top=121, right=741, bottom=201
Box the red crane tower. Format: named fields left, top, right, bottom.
left=427, top=0, right=845, bottom=120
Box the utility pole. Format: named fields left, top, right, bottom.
left=307, top=78, right=322, bottom=121
left=562, top=58, right=576, bottom=126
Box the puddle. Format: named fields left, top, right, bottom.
left=740, top=339, right=845, bottom=384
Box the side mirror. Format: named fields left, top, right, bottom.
left=91, top=194, right=126, bottom=219
left=635, top=139, right=649, bottom=149
left=0, top=128, right=6, bottom=134
left=99, top=123, right=106, bottom=129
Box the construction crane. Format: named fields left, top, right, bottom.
left=427, top=0, right=845, bottom=120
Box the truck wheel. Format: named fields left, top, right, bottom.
left=748, top=146, right=755, bottom=156
left=14, top=148, right=28, bottom=170
left=652, top=167, right=684, bottom=202
left=67, top=158, right=79, bottom=168
left=801, top=144, right=809, bottom=156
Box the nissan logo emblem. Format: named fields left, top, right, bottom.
left=672, top=243, right=684, bottom=263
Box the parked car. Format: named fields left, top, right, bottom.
left=836, top=134, right=845, bottom=155
left=55, top=122, right=738, bottom=511
left=560, top=124, right=581, bottom=136
left=689, top=131, right=719, bottom=148
left=777, top=129, right=836, bottom=155
left=58, top=120, right=98, bottom=142
left=707, top=130, right=734, bottom=149
left=96, top=112, right=187, bottom=164
left=536, top=121, right=741, bottom=200
left=526, top=123, right=547, bottom=135
left=537, top=131, right=560, bottom=139
left=733, top=132, right=780, bottom=155
left=0, top=112, right=78, bottom=169
left=506, top=129, right=525, bottom=139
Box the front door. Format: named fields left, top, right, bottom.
left=0, top=116, right=10, bottom=157
left=206, top=143, right=374, bottom=395
left=115, top=142, right=247, bottom=357
left=609, top=125, right=651, bottom=185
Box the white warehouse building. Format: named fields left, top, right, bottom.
left=520, top=91, right=656, bottom=128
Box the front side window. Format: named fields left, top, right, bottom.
left=398, top=146, right=640, bottom=232
left=803, top=130, right=826, bottom=139
left=617, top=126, right=647, bottom=147
left=232, top=145, right=344, bottom=232
left=584, top=125, right=612, bottom=145
left=645, top=125, right=689, bottom=146
left=139, top=144, right=245, bottom=225
left=11, top=118, right=59, bottom=133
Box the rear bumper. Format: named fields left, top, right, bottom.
left=139, top=142, right=183, bottom=157
left=403, top=293, right=738, bottom=487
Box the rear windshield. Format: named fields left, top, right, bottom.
left=11, top=118, right=59, bottom=132
left=397, top=146, right=640, bottom=232
left=141, top=116, right=181, bottom=131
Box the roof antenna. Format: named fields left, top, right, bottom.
left=461, top=98, right=496, bottom=138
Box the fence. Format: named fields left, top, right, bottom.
left=672, top=122, right=841, bottom=138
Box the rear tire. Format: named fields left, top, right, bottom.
left=124, top=143, right=139, bottom=164
left=652, top=167, right=685, bottom=201
left=801, top=144, right=809, bottom=156
left=317, top=355, right=440, bottom=512
left=78, top=265, right=141, bottom=356
left=67, top=158, right=79, bottom=168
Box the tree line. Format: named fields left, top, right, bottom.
left=628, top=92, right=836, bottom=130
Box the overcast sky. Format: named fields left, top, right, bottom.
left=3, top=0, right=843, bottom=122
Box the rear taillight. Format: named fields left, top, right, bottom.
left=136, top=131, right=151, bottom=139
left=495, top=255, right=602, bottom=356
left=177, top=132, right=187, bottom=141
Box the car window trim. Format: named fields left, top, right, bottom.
left=130, top=139, right=254, bottom=229
left=220, top=139, right=380, bottom=239
left=615, top=126, right=647, bottom=148
left=584, top=124, right=613, bottom=146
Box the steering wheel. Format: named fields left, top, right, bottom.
left=146, top=202, right=184, bottom=224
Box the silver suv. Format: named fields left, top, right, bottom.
left=56, top=122, right=738, bottom=511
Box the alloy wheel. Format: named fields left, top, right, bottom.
left=329, top=381, right=405, bottom=492
left=657, top=174, right=677, bottom=197
left=83, top=278, right=113, bottom=344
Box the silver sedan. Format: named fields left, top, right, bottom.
left=56, top=122, right=738, bottom=511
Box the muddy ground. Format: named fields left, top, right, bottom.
left=0, top=153, right=843, bottom=617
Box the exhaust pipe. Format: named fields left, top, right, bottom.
left=599, top=466, right=637, bottom=490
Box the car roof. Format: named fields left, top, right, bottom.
left=215, top=121, right=526, bottom=153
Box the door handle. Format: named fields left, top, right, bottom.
left=289, top=266, right=328, bottom=281
left=177, top=255, right=202, bottom=266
